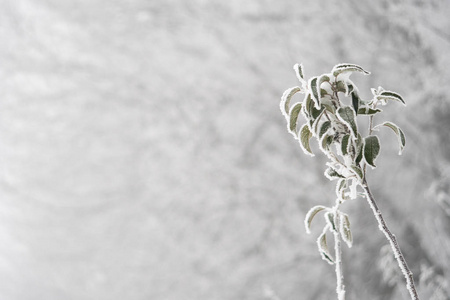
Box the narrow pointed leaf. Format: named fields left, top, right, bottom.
left=321, top=134, right=334, bottom=152
left=304, top=205, right=327, bottom=234
left=332, top=63, right=370, bottom=77
left=350, top=165, right=363, bottom=180
left=358, top=107, right=382, bottom=115
left=319, top=121, right=331, bottom=139
left=324, top=212, right=336, bottom=232
left=309, top=77, right=320, bottom=109
left=364, top=135, right=380, bottom=168
left=351, top=90, right=360, bottom=114
left=288, top=102, right=302, bottom=133
left=355, top=133, right=364, bottom=164
left=317, top=74, right=331, bottom=103
left=336, top=81, right=346, bottom=93
left=341, top=134, right=350, bottom=155
left=340, top=214, right=353, bottom=248
left=337, top=106, right=358, bottom=137
left=293, top=63, right=305, bottom=82
left=377, top=90, right=405, bottom=105
left=317, top=229, right=334, bottom=264
left=299, top=124, right=314, bottom=156
left=374, top=121, right=406, bottom=154
left=280, top=86, right=301, bottom=120
left=325, top=166, right=344, bottom=180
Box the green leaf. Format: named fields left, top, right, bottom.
left=357, top=107, right=382, bottom=115
left=280, top=86, right=301, bottom=117
left=336, top=81, right=346, bottom=93
left=299, top=124, right=314, bottom=156
left=302, top=94, right=312, bottom=118
left=318, top=74, right=331, bottom=101
left=317, top=229, right=334, bottom=264
left=332, top=63, right=370, bottom=77
left=312, top=109, right=326, bottom=134
left=325, top=166, right=345, bottom=180
left=374, top=121, right=406, bottom=154
left=377, top=90, right=405, bottom=105
left=325, top=212, right=336, bottom=232
left=319, top=121, right=331, bottom=139
left=355, top=134, right=364, bottom=164
left=336, top=179, right=348, bottom=199
left=346, top=83, right=354, bottom=96
left=351, top=91, right=360, bottom=114
left=289, top=102, right=302, bottom=133
left=304, top=205, right=327, bottom=234
left=340, top=213, right=353, bottom=248
left=350, top=165, right=363, bottom=180
left=293, top=63, right=305, bottom=82
left=337, top=106, right=358, bottom=137
left=364, top=135, right=380, bottom=168
left=341, top=134, right=350, bottom=155
left=309, top=77, right=320, bottom=108
left=321, top=134, right=334, bottom=152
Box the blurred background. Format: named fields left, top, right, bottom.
left=0, top=0, right=449, bottom=299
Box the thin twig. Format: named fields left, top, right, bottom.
left=332, top=200, right=346, bottom=300
left=361, top=179, right=420, bottom=300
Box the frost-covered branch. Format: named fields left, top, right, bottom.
left=361, top=179, right=419, bottom=300
left=280, top=63, right=419, bottom=299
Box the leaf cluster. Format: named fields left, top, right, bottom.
left=280, top=63, right=407, bottom=263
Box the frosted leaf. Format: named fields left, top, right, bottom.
left=345, top=81, right=355, bottom=97
left=301, top=93, right=312, bottom=120
left=336, top=81, right=346, bottom=93
left=288, top=102, right=303, bottom=134
left=319, top=121, right=331, bottom=139
left=341, top=134, right=350, bottom=156
left=280, top=86, right=301, bottom=119
left=325, top=166, right=345, bottom=180
left=358, top=106, right=382, bottom=115
left=337, top=106, right=358, bottom=138
left=293, top=63, right=305, bottom=83
left=299, top=124, right=314, bottom=156
left=309, top=77, right=320, bottom=109
left=349, top=178, right=358, bottom=199
left=374, top=122, right=406, bottom=154
left=317, top=227, right=335, bottom=264
left=318, top=74, right=331, bottom=103
left=304, top=205, right=327, bottom=234
left=355, top=133, right=364, bottom=164
left=312, top=109, right=326, bottom=135
left=340, top=213, right=353, bottom=248
left=377, top=91, right=406, bottom=106
left=332, top=63, right=370, bottom=77
left=336, top=179, right=348, bottom=199
left=351, top=90, right=360, bottom=113
left=364, top=135, right=380, bottom=168
left=320, top=134, right=334, bottom=152
left=350, top=165, right=363, bottom=180
left=324, top=212, right=336, bottom=232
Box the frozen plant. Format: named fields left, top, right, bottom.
left=280, top=63, right=420, bottom=300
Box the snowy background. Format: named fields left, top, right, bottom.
left=1, top=0, right=450, bottom=299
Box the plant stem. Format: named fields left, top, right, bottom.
left=333, top=201, right=346, bottom=300
left=361, top=179, right=420, bottom=300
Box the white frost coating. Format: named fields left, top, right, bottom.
left=280, top=86, right=301, bottom=121
left=287, top=102, right=303, bottom=139
left=336, top=107, right=357, bottom=138
left=293, top=63, right=307, bottom=88
left=349, top=179, right=358, bottom=200
left=305, top=205, right=327, bottom=234
left=317, top=225, right=334, bottom=264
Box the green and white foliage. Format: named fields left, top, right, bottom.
left=280, top=64, right=414, bottom=299
left=281, top=64, right=405, bottom=192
